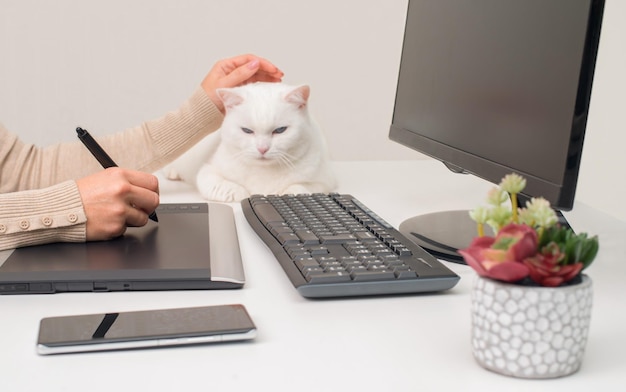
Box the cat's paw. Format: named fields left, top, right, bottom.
left=198, top=180, right=250, bottom=202
left=163, top=167, right=182, bottom=181
left=282, top=184, right=313, bottom=195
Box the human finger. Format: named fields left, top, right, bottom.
left=126, top=183, right=160, bottom=219
left=246, top=68, right=284, bottom=83
left=124, top=203, right=150, bottom=227
left=244, top=57, right=284, bottom=83
left=116, top=169, right=159, bottom=223
left=123, top=171, right=160, bottom=219
left=122, top=170, right=160, bottom=194
left=218, top=55, right=283, bottom=87
left=254, top=56, right=284, bottom=79
left=218, top=54, right=281, bottom=75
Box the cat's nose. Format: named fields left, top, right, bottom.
left=257, top=146, right=269, bottom=155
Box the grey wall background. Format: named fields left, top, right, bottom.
left=1, top=0, right=625, bottom=221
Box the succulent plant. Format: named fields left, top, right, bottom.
left=460, top=174, right=599, bottom=287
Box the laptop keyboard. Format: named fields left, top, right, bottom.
left=241, top=194, right=459, bottom=298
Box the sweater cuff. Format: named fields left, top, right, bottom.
left=0, top=181, right=86, bottom=250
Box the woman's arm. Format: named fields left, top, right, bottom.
left=0, top=54, right=283, bottom=251
left=0, top=87, right=222, bottom=193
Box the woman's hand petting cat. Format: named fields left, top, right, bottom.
left=201, top=54, right=284, bottom=113
left=76, top=168, right=160, bottom=241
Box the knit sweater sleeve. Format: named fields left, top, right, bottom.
left=0, top=87, right=223, bottom=251
left=0, top=181, right=86, bottom=251
left=0, top=87, right=222, bottom=191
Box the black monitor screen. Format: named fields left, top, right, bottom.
left=390, top=0, right=604, bottom=211
left=389, top=0, right=604, bottom=262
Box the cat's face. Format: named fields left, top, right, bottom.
left=217, top=83, right=313, bottom=165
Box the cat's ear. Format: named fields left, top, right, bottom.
left=217, top=88, right=245, bottom=110
left=285, top=85, right=310, bottom=109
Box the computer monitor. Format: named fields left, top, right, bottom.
left=389, top=0, right=605, bottom=262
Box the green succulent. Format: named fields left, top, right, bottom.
left=538, top=225, right=599, bottom=270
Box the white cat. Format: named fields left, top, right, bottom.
left=164, top=82, right=336, bottom=202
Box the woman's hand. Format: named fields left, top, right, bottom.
left=201, top=54, right=284, bottom=113
left=76, top=167, right=160, bottom=240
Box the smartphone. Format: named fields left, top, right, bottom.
left=37, top=304, right=256, bottom=355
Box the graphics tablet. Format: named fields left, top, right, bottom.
left=0, top=203, right=244, bottom=294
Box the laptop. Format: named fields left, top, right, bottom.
left=0, top=203, right=245, bottom=294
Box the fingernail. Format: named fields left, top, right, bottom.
left=247, top=59, right=260, bottom=69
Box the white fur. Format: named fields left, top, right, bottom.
left=164, top=82, right=336, bottom=202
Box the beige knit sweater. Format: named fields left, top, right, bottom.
left=0, top=87, right=223, bottom=251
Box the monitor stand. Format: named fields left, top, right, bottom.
left=399, top=208, right=571, bottom=264
left=398, top=210, right=488, bottom=264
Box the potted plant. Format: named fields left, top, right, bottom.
left=459, top=173, right=599, bottom=379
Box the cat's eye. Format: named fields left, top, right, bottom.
left=241, top=127, right=254, bottom=134
left=273, top=126, right=288, bottom=134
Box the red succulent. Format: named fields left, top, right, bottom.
left=458, top=223, right=537, bottom=283
left=523, top=243, right=584, bottom=287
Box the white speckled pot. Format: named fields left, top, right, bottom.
left=471, top=275, right=593, bottom=379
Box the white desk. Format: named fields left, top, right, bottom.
left=2, top=160, right=625, bottom=391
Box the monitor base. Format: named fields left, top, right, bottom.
left=398, top=208, right=571, bottom=264
left=398, top=210, right=493, bottom=264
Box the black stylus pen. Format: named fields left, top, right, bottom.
left=76, top=127, right=159, bottom=223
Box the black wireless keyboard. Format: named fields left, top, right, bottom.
left=241, top=194, right=460, bottom=298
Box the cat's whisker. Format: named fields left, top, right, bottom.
left=276, top=153, right=296, bottom=170
left=280, top=150, right=298, bottom=160
left=278, top=150, right=298, bottom=161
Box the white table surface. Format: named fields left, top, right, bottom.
left=1, top=160, right=625, bottom=391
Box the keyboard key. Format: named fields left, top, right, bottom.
left=308, top=245, right=329, bottom=255
left=318, top=234, right=357, bottom=243
left=395, top=247, right=413, bottom=256
left=306, top=271, right=351, bottom=284
left=303, top=267, right=324, bottom=276
left=296, top=230, right=320, bottom=245
left=395, top=270, right=418, bottom=279
left=277, top=232, right=300, bottom=245
left=296, top=258, right=321, bottom=271
left=351, top=270, right=396, bottom=281
left=347, top=265, right=367, bottom=274
left=254, top=203, right=285, bottom=225
left=355, top=231, right=378, bottom=242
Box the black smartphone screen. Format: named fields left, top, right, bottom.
left=37, top=304, right=256, bottom=354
